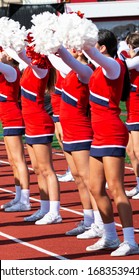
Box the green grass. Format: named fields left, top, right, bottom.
left=0, top=122, right=3, bottom=140
left=52, top=134, right=61, bottom=149
left=0, top=102, right=131, bottom=161
left=120, top=102, right=130, bottom=164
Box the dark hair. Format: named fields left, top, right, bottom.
left=120, top=59, right=131, bottom=102
left=126, top=32, right=139, bottom=56
left=46, top=67, right=56, bottom=93
left=12, top=59, right=19, bottom=67
left=98, top=29, right=118, bottom=58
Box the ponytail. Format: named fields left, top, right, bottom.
left=120, top=60, right=131, bottom=102
left=46, top=67, right=57, bottom=94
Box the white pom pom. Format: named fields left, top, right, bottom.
left=0, top=17, right=27, bottom=52
left=56, top=12, right=98, bottom=51
left=29, top=11, right=62, bottom=55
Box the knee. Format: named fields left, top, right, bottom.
left=73, top=174, right=82, bottom=186
left=134, top=150, right=139, bottom=162
left=126, top=147, right=134, bottom=160
left=32, top=164, right=40, bottom=175
left=108, top=181, right=121, bottom=199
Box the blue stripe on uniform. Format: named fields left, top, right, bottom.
left=126, top=122, right=139, bottom=131
left=25, top=134, right=54, bottom=145
left=62, top=91, right=77, bottom=107
left=63, top=140, right=92, bottom=152
left=3, top=127, right=25, bottom=136
left=52, top=115, right=60, bottom=122
left=130, top=84, right=137, bottom=92
left=55, top=88, right=62, bottom=95
left=89, top=91, right=109, bottom=107
left=90, top=146, right=126, bottom=157
left=0, top=94, right=7, bottom=102
left=21, top=87, right=37, bottom=102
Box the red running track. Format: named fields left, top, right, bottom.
left=0, top=141, right=139, bottom=260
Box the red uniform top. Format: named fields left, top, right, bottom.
left=0, top=67, right=25, bottom=136
left=20, top=67, right=49, bottom=114
left=60, top=69, right=93, bottom=151
left=20, top=66, right=54, bottom=144
left=89, top=58, right=128, bottom=157
left=0, top=67, right=20, bottom=103
left=126, top=68, right=139, bottom=130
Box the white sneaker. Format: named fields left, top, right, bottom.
left=5, top=202, right=31, bottom=212
left=125, top=186, right=139, bottom=197
left=24, top=209, right=45, bottom=222
left=77, top=224, right=103, bottom=239
left=65, top=220, right=91, bottom=236
left=35, top=212, right=62, bottom=225
left=1, top=198, right=19, bottom=209
left=111, top=241, right=139, bottom=257
left=132, top=192, right=139, bottom=199
left=86, top=237, right=120, bottom=252
left=57, top=170, right=74, bottom=182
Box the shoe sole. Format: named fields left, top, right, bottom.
left=1, top=201, right=19, bottom=209
left=77, top=234, right=102, bottom=239
left=24, top=216, right=44, bottom=222
left=35, top=218, right=62, bottom=225
left=5, top=207, right=31, bottom=212
left=66, top=233, right=79, bottom=236
left=125, top=190, right=139, bottom=197
left=111, top=250, right=139, bottom=257
left=132, top=196, right=139, bottom=200
left=126, top=194, right=139, bottom=197
left=65, top=229, right=88, bottom=236
left=86, top=243, right=120, bottom=252
left=58, top=179, right=74, bottom=182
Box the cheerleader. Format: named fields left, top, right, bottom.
left=123, top=32, right=139, bottom=200
left=83, top=29, right=139, bottom=256
left=0, top=48, right=30, bottom=212
left=47, top=50, right=104, bottom=238
left=51, top=69, right=74, bottom=182
left=4, top=46, right=62, bottom=225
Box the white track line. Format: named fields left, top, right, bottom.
left=0, top=187, right=139, bottom=232
left=0, top=157, right=138, bottom=228
left=0, top=144, right=139, bottom=258
left=0, top=231, right=68, bottom=260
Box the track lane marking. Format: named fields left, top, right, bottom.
left=1, top=144, right=139, bottom=260
left=0, top=231, right=68, bottom=260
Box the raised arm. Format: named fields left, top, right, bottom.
left=125, top=56, right=139, bottom=71
left=48, top=53, right=71, bottom=78
left=0, top=62, right=17, bottom=82
left=57, top=46, right=93, bottom=83
left=18, top=49, right=48, bottom=78
left=84, top=47, right=120, bottom=80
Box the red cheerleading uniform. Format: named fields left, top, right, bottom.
left=20, top=66, right=54, bottom=145
left=0, top=67, right=25, bottom=136
left=89, top=58, right=129, bottom=157
left=51, top=70, right=64, bottom=123
left=126, top=69, right=139, bottom=131
left=60, top=70, right=93, bottom=151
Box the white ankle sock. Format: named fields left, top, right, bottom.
left=40, top=200, right=50, bottom=214
left=123, top=227, right=136, bottom=246
left=20, top=189, right=30, bottom=204
left=94, top=210, right=104, bottom=230
left=103, top=222, right=118, bottom=240
left=83, top=209, right=94, bottom=227
left=49, top=201, right=60, bottom=215
left=15, top=185, right=21, bottom=201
